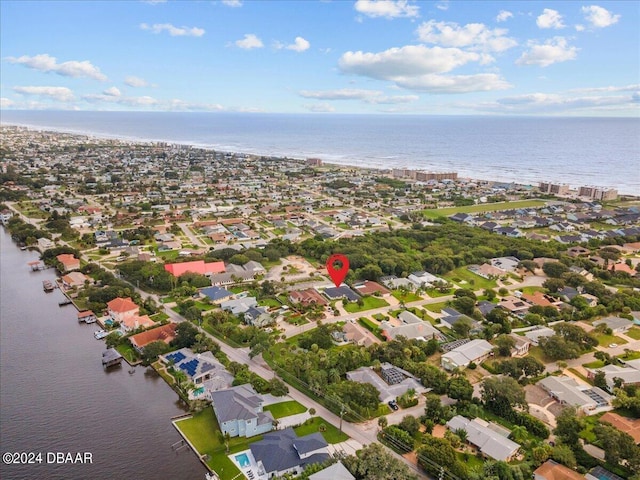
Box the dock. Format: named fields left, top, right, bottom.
left=29, top=260, right=46, bottom=271
left=42, top=280, right=55, bottom=292
left=58, top=299, right=73, bottom=307
left=102, top=348, right=123, bottom=368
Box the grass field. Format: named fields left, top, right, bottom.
left=626, top=327, right=640, bottom=340
left=175, top=409, right=272, bottom=480
left=424, top=301, right=448, bottom=313
left=116, top=342, right=139, bottom=363
left=593, top=333, right=627, bottom=347
left=263, top=400, right=307, bottom=419
left=392, top=290, right=422, bottom=303
left=293, top=417, right=349, bottom=444
left=343, top=296, right=389, bottom=313
left=443, top=267, right=497, bottom=290
left=423, top=199, right=547, bottom=219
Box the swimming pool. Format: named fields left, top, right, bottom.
left=235, top=453, right=250, bottom=468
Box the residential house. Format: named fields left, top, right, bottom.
left=490, top=256, right=520, bottom=272
left=107, top=297, right=156, bottom=332
left=441, top=339, right=493, bottom=371
left=56, top=253, right=80, bottom=272
left=598, top=412, right=640, bottom=444
left=593, top=316, right=633, bottom=334
left=557, top=286, right=580, bottom=302
left=129, top=323, right=178, bottom=353
left=160, top=348, right=233, bottom=399
left=342, top=322, right=376, bottom=347
left=0, top=208, right=13, bottom=225
left=323, top=286, right=360, bottom=302
left=37, top=237, right=55, bottom=250
left=499, top=296, right=531, bottom=316
left=353, top=280, right=391, bottom=297
left=468, top=263, right=505, bottom=279
left=220, top=297, right=258, bottom=316
left=509, top=334, right=531, bottom=357
left=440, top=308, right=482, bottom=333
left=289, top=288, right=328, bottom=306
left=200, top=286, right=234, bottom=303
left=537, top=376, right=612, bottom=414
left=164, top=260, right=225, bottom=277
left=407, top=270, right=441, bottom=287
left=586, top=361, right=640, bottom=391
left=61, top=271, right=90, bottom=289
left=533, top=460, right=585, bottom=480
left=211, top=384, right=274, bottom=438
left=524, top=326, right=556, bottom=345
left=346, top=365, right=424, bottom=403
left=250, top=428, right=329, bottom=479
left=243, top=306, right=273, bottom=327
left=446, top=415, right=520, bottom=462
left=308, top=462, right=355, bottom=480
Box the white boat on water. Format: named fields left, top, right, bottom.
left=94, top=329, right=109, bottom=340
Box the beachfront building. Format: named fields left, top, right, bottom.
left=106, top=296, right=156, bottom=332
left=210, top=384, right=274, bottom=438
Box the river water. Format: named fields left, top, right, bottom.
left=0, top=228, right=205, bottom=480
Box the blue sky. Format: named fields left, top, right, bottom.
left=1, top=0, right=638, bottom=116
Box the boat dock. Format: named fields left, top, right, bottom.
left=102, top=348, right=123, bottom=368
left=29, top=260, right=46, bottom=271
left=42, top=280, right=55, bottom=292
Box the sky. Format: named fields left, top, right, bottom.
left=1, top=0, right=638, bottom=116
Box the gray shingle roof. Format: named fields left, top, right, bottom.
left=250, top=428, right=329, bottom=475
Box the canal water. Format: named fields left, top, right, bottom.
left=0, top=228, right=205, bottom=480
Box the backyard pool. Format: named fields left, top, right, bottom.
left=235, top=453, right=250, bottom=468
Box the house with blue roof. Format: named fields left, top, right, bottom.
left=160, top=348, right=233, bottom=399
left=200, top=286, right=234, bottom=303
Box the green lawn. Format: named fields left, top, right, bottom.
left=260, top=298, right=282, bottom=308
left=583, top=360, right=606, bottom=369
left=593, top=333, right=628, bottom=347
left=618, top=350, right=640, bottom=361
left=443, top=266, right=497, bottom=290
left=424, top=301, right=448, bottom=313
left=264, top=400, right=307, bottom=419
left=422, top=199, right=547, bottom=219
left=626, top=327, right=640, bottom=340
left=392, top=290, right=421, bottom=303
left=150, top=312, right=169, bottom=322
left=527, top=345, right=552, bottom=364
left=293, top=417, right=349, bottom=444
left=175, top=409, right=264, bottom=480
left=116, top=342, right=139, bottom=363
left=343, top=296, right=389, bottom=313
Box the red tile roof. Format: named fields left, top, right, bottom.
left=600, top=412, right=640, bottom=443
left=164, top=260, right=225, bottom=277
left=107, top=297, right=139, bottom=314
left=533, top=460, right=584, bottom=480
left=354, top=280, right=391, bottom=296
left=129, top=323, right=178, bottom=350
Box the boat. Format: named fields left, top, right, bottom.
left=42, top=280, right=54, bottom=292
left=94, top=329, right=109, bottom=340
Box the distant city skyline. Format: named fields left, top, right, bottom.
left=1, top=0, right=638, bottom=116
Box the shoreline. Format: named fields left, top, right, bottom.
left=1, top=119, right=636, bottom=195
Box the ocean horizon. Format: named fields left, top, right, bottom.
left=2, top=110, right=639, bottom=195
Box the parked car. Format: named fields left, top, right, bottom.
left=388, top=400, right=399, bottom=411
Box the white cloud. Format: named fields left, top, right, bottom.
left=142, top=0, right=167, bottom=4
left=221, top=0, right=242, bottom=6
left=103, top=86, right=121, bottom=97
left=83, top=93, right=158, bottom=106
left=166, top=99, right=225, bottom=111
left=0, top=97, right=15, bottom=108
left=496, top=10, right=513, bottom=22
left=299, top=88, right=418, bottom=103
left=581, top=5, right=620, bottom=28
left=416, top=20, right=517, bottom=52
left=235, top=34, right=264, bottom=49
left=287, top=37, right=310, bottom=52
left=354, top=0, right=419, bottom=19
left=13, top=85, right=75, bottom=101
left=124, top=76, right=150, bottom=87
left=339, top=45, right=480, bottom=78
left=516, top=37, right=578, bottom=67
left=304, top=103, right=336, bottom=113
left=569, top=84, right=640, bottom=94
left=6, top=53, right=107, bottom=81
left=436, top=1, right=449, bottom=11
left=140, top=23, right=205, bottom=37
left=536, top=9, right=565, bottom=29
left=471, top=91, right=636, bottom=114
left=391, top=73, right=511, bottom=93
left=575, top=24, right=585, bottom=31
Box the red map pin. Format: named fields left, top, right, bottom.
left=326, top=254, right=349, bottom=288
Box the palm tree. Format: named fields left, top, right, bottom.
left=378, top=416, right=388, bottom=429
left=454, top=428, right=468, bottom=444
left=510, top=425, right=527, bottom=443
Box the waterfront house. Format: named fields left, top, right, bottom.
left=446, top=415, right=520, bottom=462
left=160, top=348, right=233, bottom=398
left=107, top=297, right=139, bottom=323
left=129, top=323, right=178, bottom=353
left=56, top=253, right=80, bottom=272
left=210, top=384, right=274, bottom=438
left=61, top=271, right=91, bottom=289
left=250, top=428, right=329, bottom=478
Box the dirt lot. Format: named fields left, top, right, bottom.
left=525, top=384, right=554, bottom=407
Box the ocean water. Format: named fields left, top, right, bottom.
left=1, top=111, right=638, bottom=195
